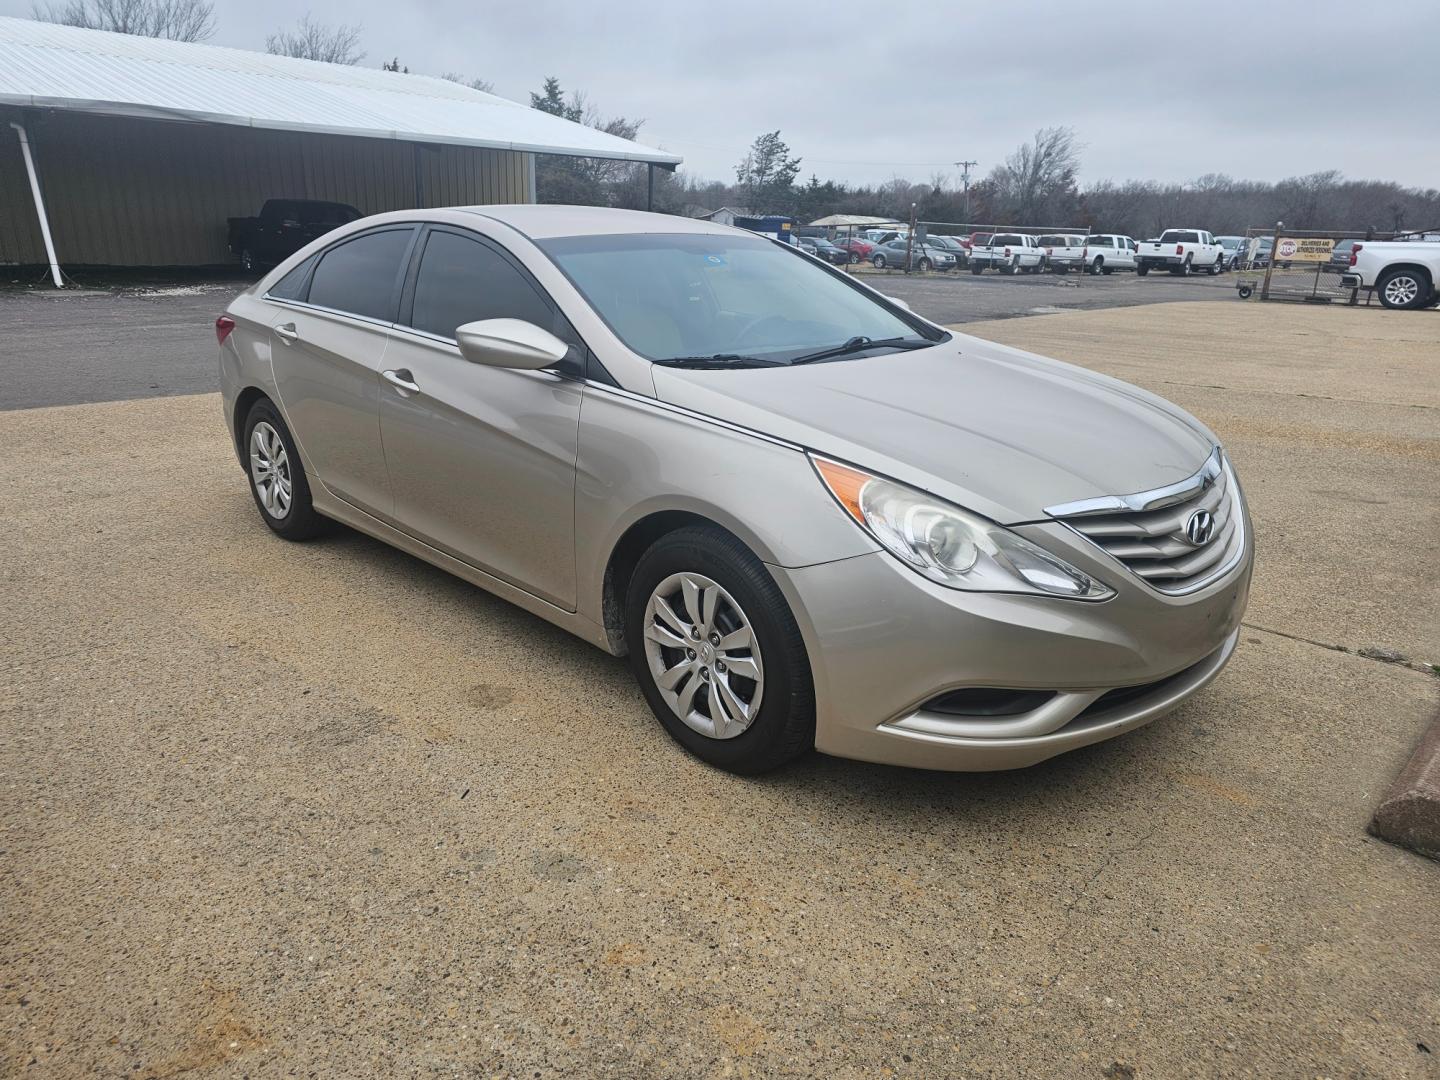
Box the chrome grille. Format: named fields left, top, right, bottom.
left=1047, top=448, right=1245, bottom=595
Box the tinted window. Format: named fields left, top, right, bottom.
left=410, top=230, right=555, bottom=340
left=1160, top=230, right=1201, bottom=244
left=268, top=254, right=317, bottom=300
left=308, top=229, right=413, bottom=321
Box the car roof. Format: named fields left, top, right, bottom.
left=452, top=204, right=739, bottom=240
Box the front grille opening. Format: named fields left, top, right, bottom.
left=1056, top=453, right=1242, bottom=594
left=1074, top=664, right=1195, bottom=720
left=924, top=687, right=1057, bottom=717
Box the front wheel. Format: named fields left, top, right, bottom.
left=1377, top=267, right=1431, bottom=310
left=848, top=252, right=859, bottom=264
left=240, top=248, right=255, bottom=273
left=1207, top=257, right=1220, bottom=276
left=625, top=527, right=814, bottom=774
left=917, top=257, right=931, bottom=272
left=242, top=398, right=328, bottom=540
left=872, top=255, right=886, bottom=269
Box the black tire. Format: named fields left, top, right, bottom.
left=1207, top=257, right=1220, bottom=276
left=970, top=264, right=983, bottom=275
left=1136, top=264, right=1150, bottom=277
left=918, top=257, right=931, bottom=272
left=1177, top=256, right=1193, bottom=276
left=625, top=526, right=814, bottom=774
left=848, top=252, right=859, bottom=264
left=1237, top=285, right=1254, bottom=299
left=872, top=255, right=886, bottom=269
left=242, top=398, right=328, bottom=541
left=1376, top=266, right=1431, bottom=310
left=999, top=263, right=1016, bottom=275
left=1101, top=265, right=1114, bottom=275
left=240, top=248, right=255, bottom=273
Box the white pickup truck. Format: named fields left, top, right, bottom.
left=1037, top=234, right=1087, bottom=273
left=1340, top=241, right=1440, bottom=309
left=1135, top=229, right=1224, bottom=276
left=1081, top=234, right=1138, bottom=274
left=968, top=232, right=1044, bottom=275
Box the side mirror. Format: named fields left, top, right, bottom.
left=885, top=296, right=912, bottom=311
left=455, top=318, right=569, bottom=370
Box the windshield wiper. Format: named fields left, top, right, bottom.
left=788, top=335, right=931, bottom=366
left=652, top=353, right=785, bottom=369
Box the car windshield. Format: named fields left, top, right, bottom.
left=539, top=232, right=933, bottom=364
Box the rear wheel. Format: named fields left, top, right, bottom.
left=1136, top=263, right=1150, bottom=277
left=918, top=257, right=931, bottom=272
left=242, top=398, right=328, bottom=540
left=971, top=263, right=984, bottom=275
left=1377, top=267, right=1431, bottom=310
left=848, top=252, right=859, bottom=264
left=240, top=248, right=255, bottom=273
left=625, top=527, right=814, bottom=774
left=872, top=255, right=886, bottom=269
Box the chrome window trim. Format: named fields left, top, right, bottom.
left=1044, top=446, right=1223, bottom=518
left=261, top=295, right=396, bottom=331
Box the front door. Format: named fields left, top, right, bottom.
left=377, top=227, right=584, bottom=610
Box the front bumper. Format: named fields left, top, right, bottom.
left=769, top=522, right=1252, bottom=771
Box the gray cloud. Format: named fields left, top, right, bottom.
left=6, top=0, right=1434, bottom=189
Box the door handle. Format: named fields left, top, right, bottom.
left=383, top=368, right=420, bottom=394
left=274, top=323, right=299, bottom=344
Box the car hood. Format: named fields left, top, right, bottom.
left=649, top=333, right=1216, bottom=524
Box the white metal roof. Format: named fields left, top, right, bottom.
left=808, top=214, right=904, bottom=227
left=0, top=16, right=682, bottom=165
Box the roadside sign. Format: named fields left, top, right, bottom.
left=1276, top=237, right=1335, bottom=262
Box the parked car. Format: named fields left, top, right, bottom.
left=227, top=199, right=362, bottom=271
left=832, top=237, right=875, bottom=263
left=1327, top=239, right=1360, bottom=272
left=871, top=239, right=956, bottom=271
left=1340, top=240, right=1440, bottom=309
left=1214, top=235, right=1245, bottom=270
left=1037, top=234, right=1087, bottom=273
left=1082, top=234, right=1138, bottom=274
left=810, top=237, right=852, bottom=265
left=925, top=235, right=969, bottom=266
left=219, top=205, right=1250, bottom=774
left=969, top=233, right=1044, bottom=274
left=1135, top=229, right=1224, bottom=276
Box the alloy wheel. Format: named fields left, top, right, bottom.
left=643, top=572, right=764, bottom=740
left=1383, top=274, right=1420, bottom=307
left=249, top=420, right=293, bottom=519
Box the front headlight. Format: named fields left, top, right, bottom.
left=812, top=456, right=1114, bottom=601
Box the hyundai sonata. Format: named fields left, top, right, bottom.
left=217, top=206, right=1251, bottom=774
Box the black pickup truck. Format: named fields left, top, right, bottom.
left=227, top=199, right=363, bottom=271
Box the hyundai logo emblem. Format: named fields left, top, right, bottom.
left=1185, top=509, right=1216, bottom=546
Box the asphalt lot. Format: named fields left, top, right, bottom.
left=2, top=294, right=1438, bottom=1076
left=0, top=270, right=1236, bottom=411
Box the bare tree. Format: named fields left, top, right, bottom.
left=986, top=126, right=1081, bottom=223
left=442, top=73, right=495, bottom=94
left=32, top=0, right=215, bottom=41
left=265, top=15, right=364, bottom=65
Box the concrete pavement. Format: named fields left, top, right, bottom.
left=2, top=301, right=1437, bottom=1077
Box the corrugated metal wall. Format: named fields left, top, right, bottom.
left=0, top=109, right=533, bottom=266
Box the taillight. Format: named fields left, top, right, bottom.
left=215, top=315, right=236, bottom=345
left=1175, top=244, right=1184, bottom=255
left=1349, top=244, right=1361, bottom=267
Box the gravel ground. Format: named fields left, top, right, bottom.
left=2, top=301, right=1438, bottom=1077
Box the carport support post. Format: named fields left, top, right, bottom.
left=647, top=163, right=654, bottom=212
left=9, top=121, right=62, bottom=288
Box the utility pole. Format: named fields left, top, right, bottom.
left=955, top=159, right=977, bottom=223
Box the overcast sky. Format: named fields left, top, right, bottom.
left=7, top=0, right=1436, bottom=189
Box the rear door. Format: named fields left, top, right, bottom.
left=377, top=226, right=585, bottom=609
left=268, top=225, right=416, bottom=519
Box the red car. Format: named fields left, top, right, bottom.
left=831, top=237, right=876, bottom=263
